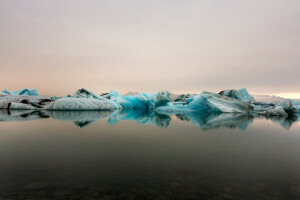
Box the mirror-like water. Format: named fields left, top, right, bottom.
left=0, top=110, right=300, bottom=200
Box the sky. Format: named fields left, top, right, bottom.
left=0, top=0, right=299, bottom=97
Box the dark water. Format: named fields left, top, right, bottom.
left=0, top=110, right=300, bottom=200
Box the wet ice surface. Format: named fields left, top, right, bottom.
left=0, top=111, right=300, bottom=200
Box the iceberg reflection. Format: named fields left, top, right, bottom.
left=259, top=114, right=299, bottom=130
left=176, top=112, right=254, bottom=130
left=108, top=109, right=171, bottom=128
left=0, top=109, right=49, bottom=122
left=0, top=109, right=298, bottom=130
left=48, top=110, right=113, bottom=128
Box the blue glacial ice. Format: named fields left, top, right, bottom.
left=2, top=88, right=39, bottom=96
left=51, top=89, right=171, bottom=110
left=0, top=88, right=298, bottom=118
left=156, top=91, right=253, bottom=115
left=290, top=99, right=300, bottom=112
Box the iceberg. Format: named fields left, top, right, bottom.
left=108, top=90, right=171, bottom=109
left=156, top=91, right=253, bottom=115
left=290, top=99, right=300, bottom=112
left=2, top=88, right=39, bottom=96
left=0, top=88, right=171, bottom=111
left=219, top=88, right=255, bottom=102
left=187, top=92, right=253, bottom=113
left=0, top=88, right=297, bottom=119
left=173, top=94, right=196, bottom=104
left=47, top=98, right=115, bottom=111
left=0, top=107, right=298, bottom=130
left=252, top=99, right=298, bottom=117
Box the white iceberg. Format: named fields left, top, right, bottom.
left=47, top=98, right=115, bottom=111
left=252, top=99, right=298, bottom=116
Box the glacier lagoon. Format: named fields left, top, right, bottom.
left=1, top=89, right=300, bottom=199
left=0, top=110, right=300, bottom=200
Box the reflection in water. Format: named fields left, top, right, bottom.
left=176, top=112, right=254, bottom=130
left=0, top=109, right=299, bottom=130
left=0, top=109, right=49, bottom=122
left=1, top=110, right=300, bottom=200
left=108, top=109, right=171, bottom=128
left=263, top=114, right=299, bottom=129
left=48, top=110, right=113, bottom=128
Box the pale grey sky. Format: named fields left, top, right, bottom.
left=0, top=0, right=299, bottom=97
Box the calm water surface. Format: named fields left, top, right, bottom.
left=0, top=110, right=300, bottom=200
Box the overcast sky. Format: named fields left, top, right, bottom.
left=0, top=0, right=299, bottom=97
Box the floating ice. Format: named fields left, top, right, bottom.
left=290, top=100, right=300, bottom=112
left=48, top=98, right=115, bottom=111
left=219, top=88, right=255, bottom=102
left=108, top=90, right=171, bottom=109
left=252, top=99, right=298, bottom=116
left=0, top=88, right=298, bottom=119
left=156, top=91, right=253, bottom=115
left=2, top=88, right=39, bottom=96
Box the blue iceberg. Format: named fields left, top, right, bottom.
left=2, top=88, right=39, bottom=96
left=156, top=91, right=253, bottom=115
left=290, top=99, right=300, bottom=112
left=0, top=87, right=297, bottom=118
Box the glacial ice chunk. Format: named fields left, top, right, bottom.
left=2, top=88, right=39, bottom=96
left=290, top=100, right=300, bottom=112
left=108, top=90, right=171, bottom=109
left=219, top=88, right=255, bottom=102
left=71, top=89, right=171, bottom=110
left=187, top=92, right=253, bottom=113
left=156, top=91, right=254, bottom=114
left=253, top=99, right=298, bottom=116
left=48, top=98, right=114, bottom=111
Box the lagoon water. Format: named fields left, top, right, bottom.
left=0, top=110, right=300, bottom=200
